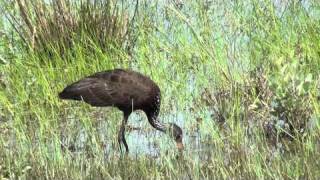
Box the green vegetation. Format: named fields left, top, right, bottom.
left=1, top=0, right=319, bottom=179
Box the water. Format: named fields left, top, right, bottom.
left=57, top=107, right=217, bottom=161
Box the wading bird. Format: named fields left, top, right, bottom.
left=59, top=69, right=184, bottom=153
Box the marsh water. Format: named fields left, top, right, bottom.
left=1, top=0, right=319, bottom=178
left=58, top=107, right=219, bottom=161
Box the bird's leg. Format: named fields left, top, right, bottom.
left=118, top=112, right=129, bottom=153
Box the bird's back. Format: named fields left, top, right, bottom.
left=59, top=69, right=160, bottom=111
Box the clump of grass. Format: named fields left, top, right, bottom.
left=2, top=0, right=138, bottom=56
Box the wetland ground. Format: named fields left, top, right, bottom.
left=0, top=0, right=320, bottom=179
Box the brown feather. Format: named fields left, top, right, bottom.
left=59, top=69, right=159, bottom=111
left=59, top=69, right=183, bottom=153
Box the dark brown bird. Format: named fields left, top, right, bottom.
left=59, top=69, right=184, bottom=153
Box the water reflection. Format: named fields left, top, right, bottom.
left=60, top=109, right=213, bottom=160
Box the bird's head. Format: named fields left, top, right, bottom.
left=167, top=123, right=184, bottom=151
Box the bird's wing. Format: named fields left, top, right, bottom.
left=60, top=77, right=121, bottom=106
left=60, top=70, right=156, bottom=108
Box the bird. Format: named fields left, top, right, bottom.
left=59, top=69, right=184, bottom=153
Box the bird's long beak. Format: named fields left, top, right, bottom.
left=176, top=142, right=184, bottom=151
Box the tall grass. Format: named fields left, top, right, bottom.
left=1, top=0, right=138, bottom=57
left=1, top=0, right=320, bottom=179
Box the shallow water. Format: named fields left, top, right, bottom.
left=58, top=108, right=217, bottom=161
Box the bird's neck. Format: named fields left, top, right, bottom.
left=146, top=91, right=167, bottom=132
left=147, top=112, right=167, bottom=133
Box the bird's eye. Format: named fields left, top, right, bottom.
left=176, top=135, right=181, bottom=140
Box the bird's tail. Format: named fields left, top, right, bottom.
left=58, top=88, right=72, bottom=99
left=58, top=85, right=81, bottom=100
